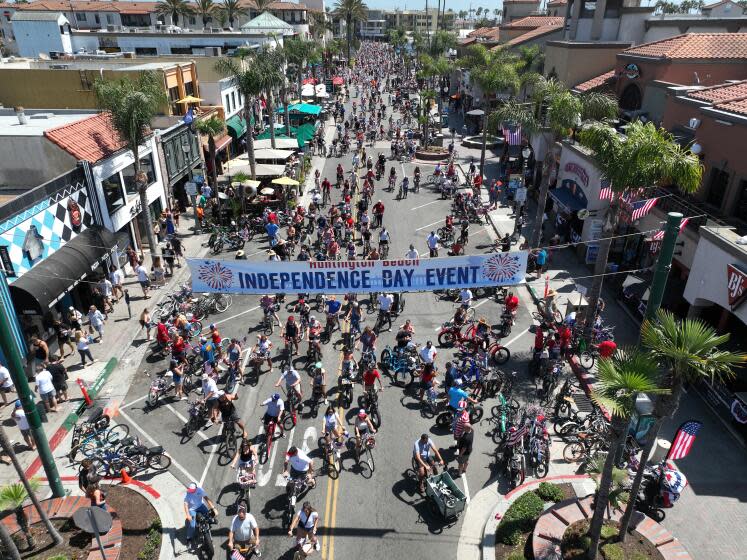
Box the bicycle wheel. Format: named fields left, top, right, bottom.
left=469, top=406, right=484, bottom=424
left=148, top=453, right=171, bottom=471
left=263, top=320, right=274, bottom=336
left=224, top=428, right=237, bottom=457
left=214, top=294, right=231, bottom=313
left=366, top=446, right=375, bottom=473
left=536, top=456, right=549, bottom=478
left=563, top=441, right=585, bottom=463
left=491, top=347, right=510, bottom=365
left=370, top=407, right=382, bottom=429
left=579, top=351, right=595, bottom=370
left=106, top=424, right=130, bottom=444
left=465, top=307, right=476, bottom=321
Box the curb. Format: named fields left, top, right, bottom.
left=481, top=475, right=593, bottom=560
left=119, top=480, right=176, bottom=560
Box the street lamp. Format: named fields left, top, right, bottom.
left=514, top=146, right=532, bottom=241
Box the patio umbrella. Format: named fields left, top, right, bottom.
left=217, top=191, right=229, bottom=200
left=260, top=187, right=275, bottom=195
left=177, top=95, right=204, bottom=104
left=272, top=176, right=300, bottom=186
left=466, top=109, right=485, bottom=116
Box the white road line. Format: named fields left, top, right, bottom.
left=275, top=425, right=298, bottom=486
left=503, top=327, right=531, bottom=348
left=164, top=403, right=209, bottom=442
left=210, top=305, right=260, bottom=327
left=473, top=298, right=491, bottom=309
left=410, top=200, right=440, bottom=211
left=120, top=394, right=147, bottom=410
left=462, top=474, right=471, bottom=504
left=415, top=219, right=444, bottom=232
left=119, top=408, right=199, bottom=483
left=199, top=424, right=222, bottom=487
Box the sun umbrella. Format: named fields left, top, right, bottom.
left=272, top=176, right=300, bottom=186
left=466, top=109, right=485, bottom=116
left=260, top=187, right=275, bottom=195
left=177, top=95, right=204, bottom=104
left=217, top=191, right=229, bottom=200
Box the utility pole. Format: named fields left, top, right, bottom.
left=643, top=212, right=683, bottom=321
left=0, top=298, right=64, bottom=498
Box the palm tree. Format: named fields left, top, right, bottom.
left=419, top=54, right=453, bottom=118
left=418, top=89, right=438, bottom=147
left=195, top=116, right=225, bottom=194
left=0, top=483, right=37, bottom=549
left=0, top=520, right=21, bottom=560
left=194, top=0, right=216, bottom=29
left=94, top=72, right=167, bottom=258
left=254, top=0, right=275, bottom=12
left=254, top=48, right=285, bottom=149
left=411, top=31, right=426, bottom=58
left=221, top=0, right=248, bottom=28
left=429, top=29, right=457, bottom=56
left=334, top=0, right=368, bottom=61
left=156, top=0, right=193, bottom=26
left=493, top=8, right=501, bottom=22
left=577, top=121, right=702, bottom=340
left=215, top=54, right=264, bottom=179
left=388, top=27, right=407, bottom=51
left=309, top=10, right=332, bottom=41
left=283, top=38, right=315, bottom=109
left=584, top=349, right=667, bottom=560
left=617, top=310, right=747, bottom=540
left=0, top=427, right=61, bottom=552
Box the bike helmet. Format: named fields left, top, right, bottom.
left=272, top=393, right=281, bottom=401
left=453, top=379, right=462, bottom=387
left=358, top=409, right=367, bottom=419
left=310, top=315, right=317, bottom=322
left=457, top=400, right=467, bottom=411
left=209, top=324, right=215, bottom=329
left=200, top=337, right=207, bottom=343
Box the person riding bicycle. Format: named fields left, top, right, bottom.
left=325, top=296, right=342, bottom=329
left=322, top=406, right=347, bottom=452
left=228, top=504, right=260, bottom=556
left=434, top=162, right=442, bottom=176
left=260, top=294, right=281, bottom=327
left=307, top=315, right=323, bottom=356
left=448, top=379, right=477, bottom=415
left=413, top=166, right=421, bottom=188
left=252, top=335, right=273, bottom=370
left=376, top=293, right=394, bottom=331
left=184, top=482, right=218, bottom=549
left=360, top=326, right=377, bottom=354
left=505, top=291, right=519, bottom=317
left=355, top=410, right=377, bottom=454
left=413, top=434, right=445, bottom=493
left=401, top=176, right=410, bottom=198
left=275, top=367, right=303, bottom=407
left=372, top=200, right=385, bottom=228
left=288, top=501, right=320, bottom=552
left=471, top=317, right=490, bottom=345
left=282, top=316, right=300, bottom=355
left=388, top=167, right=396, bottom=189
left=346, top=302, right=363, bottom=338
left=283, top=447, right=316, bottom=487
left=261, top=393, right=285, bottom=436
left=378, top=228, right=390, bottom=256
left=218, top=392, right=248, bottom=439
left=362, top=364, right=383, bottom=400
left=459, top=288, right=473, bottom=309
left=231, top=438, right=259, bottom=476
left=310, top=364, right=327, bottom=406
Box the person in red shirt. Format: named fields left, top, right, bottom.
left=598, top=339, right=617, bottom=359
left=209, top=324, right=222, bottom=357
left=418, top=363, right=438, bottom=401
left=171, top=334, right=186, bottom=361
left=267, top=210, right=277, bottom=224
left=505, top=292, right=519, bottom=316
left=559, top=325, right=572, bottom=357
left=372, top=200, right=385, bottom=228
left=362, top=366, right=383, bottom=398
left=156, top=320, right=170, bottom=345
left=534, top=327, right=545, bottom=353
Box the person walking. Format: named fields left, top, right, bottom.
left=12, top=401, right=35, bottom=450
left=171, top=237, right=183, bottom=267
left=0, top=363, right=15, bottom=405
left=34, top=365, right=58, bottom=413
left=109, top=265, right=124, bottom=302
left=87, top=305, right=106, bottom=342
left=135, top=260, right=151, bottom=299
left=47, top=355, right=69, bottom=403
left=29, top=337, right=48, bottom=373
left=68, top=306, right=83, bottom=332
left=456, top=423, right=474, bottom=477
left=139, top=308, right=153, bottom=341
left=76, top=330, right=94, bottom=366
left=163, top=243, right=176, bottom=276
left=53, top=319, right=75, bottom=357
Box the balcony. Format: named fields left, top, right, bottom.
left=651, top=186, right=747, bottom=235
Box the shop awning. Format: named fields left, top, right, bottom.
left=302, top=78, right=317, bottom=85
left=226, top=115, right=247, bottom=138
left=332, top=76, right=344, bottom=86
left=275, top=103, right=322, bottom=116
left=9, top=227, right=117, bottom=314
left=253, top=138, right=298, bottom=150
left=253, top=148, right=294, bottom=161
left=549, top=186, right=586, bottom=215
left=203, top=135, right=232, bottom=152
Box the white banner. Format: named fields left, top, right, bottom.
left=187, top=252, right=528, bottom=295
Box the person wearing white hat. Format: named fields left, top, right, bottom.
left=183, top=482, right=217, bottom=548
left=201, top=373, right=220, bottom=426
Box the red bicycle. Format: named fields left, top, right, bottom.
left=486, top=334, right=511, bottom=365
left=437, top=321, right=487, bottom=353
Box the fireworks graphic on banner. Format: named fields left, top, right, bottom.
left=198, top=261, right=234, bottom=290
left=482, top=253, right=522, bottom=284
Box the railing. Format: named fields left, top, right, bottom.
left=652, top=186, right=737, bottom=233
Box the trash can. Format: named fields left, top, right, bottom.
left=650, top=439, right=671, bottom=463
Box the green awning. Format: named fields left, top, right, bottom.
left=226, top=114, right=247, bottom=138
left=256, top=122, right=315, bottom=148
left=275, top=103, right=322, bottom=116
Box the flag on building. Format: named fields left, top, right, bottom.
left=630, top=197, right=658, bottom=221
left=182, top=107, right=194, bottom=125
left=599, top=186, right=614, bottom=200
left=653, top=217, right=690, bottom=241
left=502, top=125, right=522, bottom=146
left=667, top=420, right=702, bottom=460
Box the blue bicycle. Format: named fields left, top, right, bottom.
left=379, top=345, right=419, bottom=387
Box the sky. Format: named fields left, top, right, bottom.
left=359, top=1, right=506, bottom=11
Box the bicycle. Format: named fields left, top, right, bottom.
left=355, top=433, right=376, bottom=473
left=68, top=423, right=130, bottom=463
left=319, top=434, right=343, bottom=479
left=221, top=419, right=239, bottom=459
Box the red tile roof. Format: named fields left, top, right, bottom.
left=622, top=33, right=747, bottom=60
left=467, top=26, right=500, bottom=38
left=1, top=0, right=306, bottom=14
left=573, top=69, right=616, bottom=93
left=44, top=113, right=127, bottom=163
left=502, top=16, right=564, bottom=29
left=502, top=22, right=563, bottom=47
left=686, top=80, right=747, bottom=115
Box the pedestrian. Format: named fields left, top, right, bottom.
left=34, top=364, right=57, bottom=412
left=173, top=206, right=181, bottom=229
left=153, top=220, right=163, bottom=243
left=426, top=231, right=440, bottom=258
left=124, top=289, right=132, bottom=318
left=165, top=211, right=176, bottom=236
left=78, top=458, right=94, bottom=492
left=29, top=337, right=49, bottom=374
left=53, top=319, right=76, bottom=357
left=163, top=243, right=176, bottom=276
left=152, top=257, right=166, bottom=286
left=135, top=260, right=151, bottom=298
left=76, top=330, right=94, bottom=366
left=87, top=305, right=106, bottom=341
left=68, top=306, right=83, bottom=331
left=12, top=401, right=35, bottom=450
left=171, top=236, right=183, bottom=267
left=46, top=355, right=69, bottom=403
left=170, top=359, right=186, bottom=400
left=140, top=308, right=152, bottom=341
left=456, top=423, right=474, bottom=477
left=0, top=362, right=15, bottom=405
left=86, top=475, right=107, bottom=511
left=126, top=246, right=139, bottom=275
left=109, top=265, right=124, bottom=302
left=98, top=277, right=114, bottom=313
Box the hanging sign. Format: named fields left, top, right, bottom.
left=188, top=252, right=529, bottom=295
left=726, top=263, right=747, bottom=310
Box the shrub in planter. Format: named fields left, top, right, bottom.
left=601, top=543, right=624, bottom=560
left=536, top=482, right=564, bottom=503
left=496, top=491, right=544, bottom=546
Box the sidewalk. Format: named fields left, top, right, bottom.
left=0, top=209, right=209, bottom=486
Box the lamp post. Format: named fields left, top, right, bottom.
left=513, top=146, right=531, bottom=240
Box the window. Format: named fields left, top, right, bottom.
left=106, top=14, right=114, bottom=25
left=184, top=81, right=195, bottom=96
left=225, top=93, right=231, bottom=113
left=102, top=173, right=126, bottom=214
left=168, top=85, right=180, bottom=114
left=189, top=16, right=196, bottom=25
left=706, top=167, right=730, bottom=208
left=122, top=153, right=157, bottom=196
left=230, top=91, right=236, bottom=112
left=95, top=14, right=100, bottom=24
left=75, top=13, right=86, bottom=22
left=733, top=179, right=747, bottom=220
left=135, top=47, right=158, bottom=55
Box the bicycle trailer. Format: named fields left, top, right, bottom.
left=425, top=471, right=467, bottom=520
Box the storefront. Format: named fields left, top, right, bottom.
left=157, top=122, right=203, bottom=213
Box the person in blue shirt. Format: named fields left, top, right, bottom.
left=200, top=337, right=215, bottom=363
left=534, top=248, right=548, bottom=273
left=265, top=222, right=279, bottom=245
left=325, top=296, right=342, bottom=331
left=447, top=380, right=477, bottom=412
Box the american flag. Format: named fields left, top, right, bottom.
left=667, top=420, right=702, bottom=461
left=506, top=423, right=528, bottom=447
left=652, top=217, right=690, bottom=241
left=599, top=186, right=614, bottom=201
left=502, top=125, right=522, bottom=146
left=630, top=197, right=658, bottom=221
left=231, top=551, right=246, bottom=560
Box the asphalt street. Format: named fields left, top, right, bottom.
left=118, top=93, right=542, bottom=560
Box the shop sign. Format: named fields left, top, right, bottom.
left=726, top=264, right=747, bottom=310
left=129, top=199, right=142, bottom=217
left=564, top=162, right=589, bottom=187
left=68, top=199, right=82, bottom=231
left=625, top=63, right=640, bottom=80
left=0, top=246, right=15, bottom=277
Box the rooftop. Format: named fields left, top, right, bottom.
left=43, top=112, right=127, bottom=162
left=0, top=0, right=307, bottom=13
left=501, top=22, right=563, bottom=47
left=241, top=11, right=294, bottom=31
left=9, top=11, right=66, bottom=21
left=502, top=16, right=565, bottom=29
left=573, top=69, right=617, bottom=93
left=0, top=59, right=191, bottom=71
left=622, top=32, right=747, bottom=60
left=686, top=80, right=747, bottom=115
left=0, top=110, right=96, bottom=137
